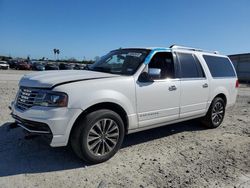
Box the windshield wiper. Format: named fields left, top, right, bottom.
left=91, top=66, right=111, bottom=73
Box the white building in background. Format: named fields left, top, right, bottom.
left=229, top=53, right=250, bottom=82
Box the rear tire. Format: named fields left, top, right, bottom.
left=202, top=97, right=226, bottom=128
left=70, top=109, right=125, bottom=164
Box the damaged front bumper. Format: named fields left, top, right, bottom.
left=10, top=101, right=82, bottom=147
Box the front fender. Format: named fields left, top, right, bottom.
left=77, top=89, right=135, bottom=115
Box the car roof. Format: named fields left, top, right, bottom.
left=115, top=47, right=170, bottom=50
left=112, top=45, right=228, bottom=58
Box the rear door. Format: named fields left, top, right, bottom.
left=176, top=52, right=209, bottom=118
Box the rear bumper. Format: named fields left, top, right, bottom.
left=10, top=101, right=82, bottom=147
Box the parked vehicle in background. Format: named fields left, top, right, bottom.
left=8, top=60, right=18, bottom=69
left=0, top=61, right=9, bottom=69
left=10, top=45, right=238, bottom=164
left=17, top=61, right=31, bottom=70
left=59, top=63, right=66, bottom=70
left=32, top=62, right=45, bottom=71
left=45, top=63, right=59, bottom=70
left=59, top=63, right=75, bottom=70
left=74, top=63, right=85, bottom=70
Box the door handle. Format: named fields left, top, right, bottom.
left=202, top=83, right=208, bottom=88
left=169, top=85, right=177, bottom=91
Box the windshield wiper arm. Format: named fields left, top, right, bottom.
left=91, top=66, right=111, bottom=73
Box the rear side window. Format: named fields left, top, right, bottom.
left=177, top=53, right=205, bottom=78
left=203, top=55, right=236, bottom=77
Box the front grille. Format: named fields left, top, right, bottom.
left=16, top=87, right=40, bottom=110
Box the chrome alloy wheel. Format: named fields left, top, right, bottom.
left=87, top=118, right=119, bottom=156
left=211, top=101, right=224, bottom=125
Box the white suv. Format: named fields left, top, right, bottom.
left=10, top=45, right=238, bottom=163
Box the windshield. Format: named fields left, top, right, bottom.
left=89, top=49, right=150, bottom=75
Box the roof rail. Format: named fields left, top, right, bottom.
left=169, top=45, right=219, bottom=54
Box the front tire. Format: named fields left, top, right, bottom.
left=202, top=97, right=226, bottom=128
left=70, top=109, right=125, bottom=164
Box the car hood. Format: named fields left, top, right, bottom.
left=19, top=70, right=119, bottom=88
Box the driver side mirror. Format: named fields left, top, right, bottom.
left=148, top=68, right=161, bottom=79
left=138, top=68, right=161, bottom=82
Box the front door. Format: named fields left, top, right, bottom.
left=136, top=52, right=180, bottom=127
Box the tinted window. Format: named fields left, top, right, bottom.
left=193, top=55, right=205, bottom=77
left=203, top=55, right=236, bottom=77
left=177, top=53, right=205, bottom=78
left=90, top=49, right=150, bottom=75
left=148, top=52, right=175, bottom=79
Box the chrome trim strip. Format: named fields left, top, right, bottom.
left=212, top=77, right=237, bottom=79
left=152, top=78, right=181, bottom=82
left=180, top=78, right=207, bottom=81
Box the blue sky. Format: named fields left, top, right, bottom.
left=0, top=0, right=250, bottom=60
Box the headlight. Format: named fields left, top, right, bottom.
left=34, top=91, right=68, bottom=107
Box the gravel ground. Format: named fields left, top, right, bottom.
left=0, top=70, right=249, bottom=188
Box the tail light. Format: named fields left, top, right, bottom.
left=235, top=80, right=239, bottom=88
